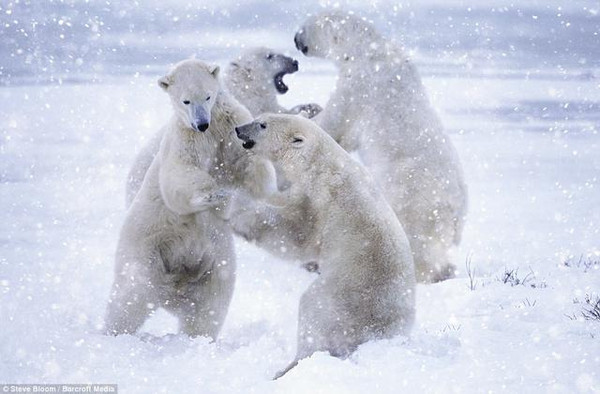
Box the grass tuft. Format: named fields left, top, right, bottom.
left=582, top=294, right=600, bottom=322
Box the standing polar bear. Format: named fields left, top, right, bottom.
left=125, top=48, right=320, bottom=208
left=224, top=47, right=322, bottom=265
left=236, top=114, right=416, bottom=378
left=295, top=11, right=468, bottom=282
left=105, top=59, right=276, bottom=338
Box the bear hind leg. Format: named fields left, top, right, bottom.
left=411, top=235, right=456, bottom=283
left=176, top=253, right=236, bottom=340
left=104, top=271, right=157, bottom=335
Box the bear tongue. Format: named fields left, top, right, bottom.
left=274, top=73, right=289, bottom=94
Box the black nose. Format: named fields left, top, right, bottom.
left=295, top=32, right=308, bottom=54
left=197, top=122, right=209, bottom=132
left=242, top=140, right=255, bottom=149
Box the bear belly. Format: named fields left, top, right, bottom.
left=156, top=219, right=214, bottom=287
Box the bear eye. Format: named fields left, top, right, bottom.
left=259, top=122, right=267, bottom=129
left=266, top=53, right=274, bottom=60
left=206, top=96, right=211, bottom=101
left=292, top=137, right=304, bottom=144
left=183, top=100, right=190, bottom=105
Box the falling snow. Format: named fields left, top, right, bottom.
left=1, top=0, right=599, bottom=393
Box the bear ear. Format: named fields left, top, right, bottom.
left=209, top=65, right=220, bottom=78
left=158, top=75, right=171, bottom=91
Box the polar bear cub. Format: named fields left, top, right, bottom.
left=105, top=59, right=274, bottom=338
left=224, top=47, right=322, bottom=118
left=235, top=114, right=416, bottom=377
left=295, top=11, right=468, bottom=282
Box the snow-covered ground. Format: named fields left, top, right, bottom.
left=1, top=1, right=599, bottom=393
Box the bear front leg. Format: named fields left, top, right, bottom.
left=312, top=86, right=353, bottom=148
left=189, top=189, right=232, bottom=217
left=241, top=156, right=278, bottom=200
left=159, top=161, right=227, bottom=216
left=125, top=128, right=165, bottom=208
left=263, top=184, right=304, bottom=209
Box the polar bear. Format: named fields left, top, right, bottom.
left=235, top=114, right=416, bottom=378
left=294, top=11, right=468, bottom=282
left=124, top=48, right=320, bottom=208
left=224, top=47, right=322, bottom=118
left=105, top=59, right=276, bottom=338
left=224, top=47, right=323, bottom=267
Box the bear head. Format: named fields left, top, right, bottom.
left=158, top=59, right=220, bottom=133
left=229, top=47, right=299, bottom=95
left=295, top=11, right=381, bottom=62
left=235, top=114, right=321, bottom=174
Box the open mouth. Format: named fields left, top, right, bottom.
left=273, top=56, right=299, bottom=95
left=274, top=72, right=290, bottom=94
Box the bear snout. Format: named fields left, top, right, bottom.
left=294, top=32, right=308, bottom=54
left=235, top=123, right=253, bottom=140
left=196, top=122, right=210, bottom=132
left=235, top=124, right=257, bottom=149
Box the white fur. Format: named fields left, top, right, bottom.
left=224, top=47, right=322, bottom=117
left=123, top=49, right=322, bottom=269
left=222, top=47, right=322, bottom=263
left=296, top=11, right=468, bottom=282
left=236, top=114, right=416, bottom=377
left=125, top=130, right=162, bottom=207
left=105, top=59, right=275, bottom=338
left=124, top=47, right=320, bottom=208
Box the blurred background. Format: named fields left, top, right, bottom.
left=1, top=0, right=598, bottom=85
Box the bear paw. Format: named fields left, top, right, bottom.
left=290, top=103, right=323, bottom=118
left=190, top=190, right=230, bottom=212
